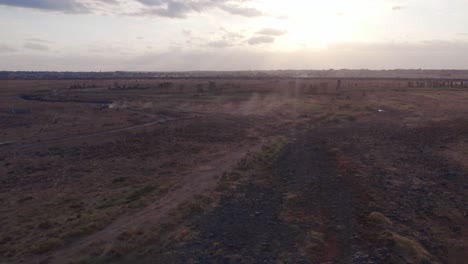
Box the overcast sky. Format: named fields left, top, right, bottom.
left=0, top=0, right=467, bottom=71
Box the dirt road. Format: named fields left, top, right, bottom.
left=31, top=144, right=261, bottom=264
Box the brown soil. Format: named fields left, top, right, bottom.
left=0, top=79, right=466, bottom=264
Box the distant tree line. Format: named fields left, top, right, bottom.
left=108, top=82, right=146, bottom=90
left=69, top=83, right=98, bottom=89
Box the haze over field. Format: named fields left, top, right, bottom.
left=0, top=0, right=467, bottom=71
left=1, top=2, right=468, bottom=263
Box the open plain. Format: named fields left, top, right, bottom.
left=0, top=78, right=467, bottom=264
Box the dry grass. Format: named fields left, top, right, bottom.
left=368, top=212, right=393, bottom=227
left=308, top=230, right=325, bottom=247
left=30, top=238, right=64, bottom=254
left=442, top=141, right=468, bottom=171
left=381, top=231, right=436, bottom=264
left=67, top=138, right=290, bottom=262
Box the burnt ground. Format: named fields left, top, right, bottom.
left=132, top=111, right=467, bottom=264
left=166, top=131, right=360, bottom=264
left=0, top=79, right=467, bottom=264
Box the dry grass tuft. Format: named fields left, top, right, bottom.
left=381, top=231, right=436, bottom=264
left=368, top=212, right=393, bottom=227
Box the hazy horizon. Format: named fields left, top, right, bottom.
left=1, top=0, right=467, bottom=71
left=3, top=69, right=468, bottom=73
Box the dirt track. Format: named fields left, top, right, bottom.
left=167, top=131, right=361, bottom=263
left=0, top=117, right=185, bottom=150
left=139, top=110, right=467, bottom=264
left=0, top=94, right=191, bottom=149
left=42, top=145, right=261, bottom=264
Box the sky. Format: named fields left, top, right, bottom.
left=0, top=0, right=467, bottom=71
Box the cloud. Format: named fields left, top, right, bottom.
left=24, top=42, right=50, bottom=51
left=135, top=0, right=262, bottom=18
left=0, top=0, right=264, bottom=18
left=207, top=40, right=231, bottom=48
left=219, top=28, right=244, bottom=41
left=2, top=40, right=468, bottom=71
left=248, top=36, right=274, bottom=45
left=184, top=27, right=244, bottom=47
left=87, top=43, right=136, bottom=55
left=256, top=28, right=286, bottom=36
left=218, top=4, right=262, bottom=17
left=202, top=28, right=244, bottom=48
left=139, top=1, right=212, bottom=18
left=25, top=38, right=52, bottom=43
left=0, top=0, right=90, bottom=13
left=0, top=43, right=17, bottom=53
left=329, top=40, right=468, bottom=53
left=135, top=0, right=164, bottom=5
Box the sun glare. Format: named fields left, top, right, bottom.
left=256, top=0, right=382, bottom=50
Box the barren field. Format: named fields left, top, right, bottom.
left=0, top=79, right=467, bottom=264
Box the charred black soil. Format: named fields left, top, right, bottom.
left=134, top=114, right=467, bottom=264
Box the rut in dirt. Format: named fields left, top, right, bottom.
left=157, top=131, right=362, bottom=263
left=277, top=133, right=361, bottom=263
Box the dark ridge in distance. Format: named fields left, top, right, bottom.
left=2, top=69, right=468, bottom=80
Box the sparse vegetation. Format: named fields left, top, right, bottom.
left=368, top=212, right=393, bottom=227
left=1, top=77, right=467, bottom=263
left=381, top=232, right=435, bottom=264
left=309, top=230, right=325, bottom=247
left=30, top=238, right=63, bottom=254
left=237, top=137, right=289, bottom=172
left=126, top=186, right=156, bottom=203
